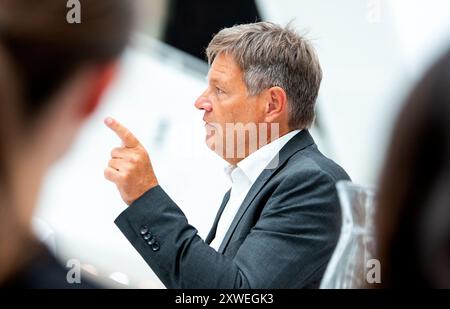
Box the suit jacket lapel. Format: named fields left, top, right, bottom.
left=205, top=189, right=231, bottom=244
left=217, top=130, right=315, bottom=253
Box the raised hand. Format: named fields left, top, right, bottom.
left=104, top=117, right=158, bottom=205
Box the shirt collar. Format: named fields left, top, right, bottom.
left=224, top=130, right=301, bottom=184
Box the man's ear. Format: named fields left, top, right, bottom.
left=81, top=61, right=119, bottom=118
left=264, top=86, right=288, bottom=123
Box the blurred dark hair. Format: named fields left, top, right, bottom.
left=0, top=44, right=19, bottom=192
left=376, top=47, right=450, bottom=288
left=0, top=0, right=134, bottom=195
left=0, top=0, right=134, bottom=128
left=0, top=0, right=134, bottom=282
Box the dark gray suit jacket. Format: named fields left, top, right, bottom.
left=115, top=130, right=350, bottom=288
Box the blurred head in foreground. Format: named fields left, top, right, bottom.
left=376, top=47, right=450, bottom=288
left=0, top=0, right=134, bottom=285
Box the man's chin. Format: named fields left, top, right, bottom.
left=205, top=135, right=224, bottom=156
left=205, top=135, right=215, bottom=150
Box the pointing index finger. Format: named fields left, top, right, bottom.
left=104, top=117, right=140, bottom=148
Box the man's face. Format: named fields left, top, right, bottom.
left=194, top=53, right=266, bottom=162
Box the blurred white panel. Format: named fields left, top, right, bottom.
left=35, top=36, right=230, bottom=288
left=389, top=0, right=450, bottom=77
left=136, top=0, right=169, bottom=39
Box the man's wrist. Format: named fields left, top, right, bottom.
left=127, top=181, right=159, bottom=206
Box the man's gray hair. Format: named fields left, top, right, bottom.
left=206, top=22, right=322, bottom=129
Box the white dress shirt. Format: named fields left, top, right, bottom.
left=210, top=130, right=301, bottom=251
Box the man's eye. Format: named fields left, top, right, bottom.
left=216, top=87, right=225, bottom=95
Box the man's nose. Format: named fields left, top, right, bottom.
left=194, top=95, right=213, bottom=112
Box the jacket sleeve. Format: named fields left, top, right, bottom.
left=114, top=169, right=341, bottom=289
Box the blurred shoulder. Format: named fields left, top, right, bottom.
left=3, top=242, right=99, bottom=289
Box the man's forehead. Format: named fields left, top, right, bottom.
left=207, top=68, right=227, bottom=82
left=207, top=55, right=239, bottom=81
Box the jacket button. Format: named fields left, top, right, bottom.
left=151, top=243, right=160, bottom=252
left=140, top=225, right=149, bottom=235
left=147, top=238, right=157, bottom=246
left=143, top=233, right=153, bottom=241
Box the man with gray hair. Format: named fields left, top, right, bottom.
left=104, top=22, right=350, bottom=288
